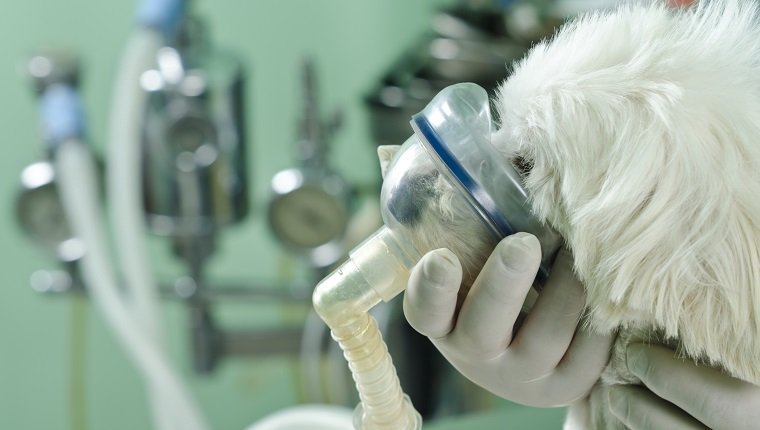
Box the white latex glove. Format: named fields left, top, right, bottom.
left=403, top=232, right=614, bottom=407
left=608, top=343, right=760, bottom=430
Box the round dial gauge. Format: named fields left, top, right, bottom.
left=16, top=182, right=73, bottom=252
left=269, top=184, right=349, bottom=250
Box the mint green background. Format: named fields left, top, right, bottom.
left=0, top=1, right=565, bottom=429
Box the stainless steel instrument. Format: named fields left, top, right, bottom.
left=268, top=58, right=352, bottom=269
left=140, top=19, right=248, bottom=243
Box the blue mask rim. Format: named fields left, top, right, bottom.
left=411, top=113, right=554, bottom=285
left=411, top=114, right=514, bottom=240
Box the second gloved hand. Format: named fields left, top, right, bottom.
left=607, top=343, right=760, bottom=430
left=403, top=232, right=614, bottom=407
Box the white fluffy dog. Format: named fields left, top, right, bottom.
left=500, top=1, right=760, bottom=427
left=381, top=0, right=760, bottom=428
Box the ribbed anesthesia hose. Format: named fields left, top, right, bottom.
left=331, top=314, right=411, bottom=429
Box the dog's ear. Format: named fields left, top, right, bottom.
left=377, top=145, right=401, bottom=179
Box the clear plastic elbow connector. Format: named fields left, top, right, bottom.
left=313, top=83, right=562, bottom=430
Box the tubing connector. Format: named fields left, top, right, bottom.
left=313, top=226, right=420, bottom=325
left=312, top=257, right=383, bottom=327
left=313, top=226, right=421, bottom=326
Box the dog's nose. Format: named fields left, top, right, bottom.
left=512, top=155, right=533, bottom=178
left=386, top=172, right=439, bottom=227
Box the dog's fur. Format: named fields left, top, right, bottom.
left=499, top=1, right=760, bottom=427
left=381, top=1, right=760, bottom=428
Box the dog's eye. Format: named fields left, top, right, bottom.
left=513, top=156, right=534, bottom=178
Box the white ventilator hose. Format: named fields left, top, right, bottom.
left=108, top=28, right=164, bottom=364
left=56, top=140, right=209, bottom=430
left=107, top=28, right=185, bottom=430
left=108, top=28, right=210, bottom=430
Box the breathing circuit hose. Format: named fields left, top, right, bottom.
left=332, top=314, right=413, bottom=429
left=313, top=227, right=422, bottom=430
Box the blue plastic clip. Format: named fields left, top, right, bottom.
left=39, top=84, right=85, bottom=150
left=136, top=0, right=186, bottom=36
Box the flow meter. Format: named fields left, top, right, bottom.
left=268, top=59, right=352, bottom=268
left=16, top=51, right=87, bottom=263
left=15, top=161, right=84, bottom=262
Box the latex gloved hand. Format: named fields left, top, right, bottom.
left=608, top=343, right=760, bottom=430
left=403, top=232, right=614, bottom=407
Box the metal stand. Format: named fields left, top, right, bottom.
left=28, top=267, right=314, bottom=372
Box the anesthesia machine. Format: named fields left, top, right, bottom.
left=12, top=0, right=587, bottom=429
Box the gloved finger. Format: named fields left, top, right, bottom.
left=627, top=343, right=760, bottom=430
left=448, top=232, right=541, bottom=357
left=509, top=248, right=587, bottom=371
left=403, top=248, right=462, bottom=339
left=541, top=323, right=615, bottom=405
left=607, top=385, right=708, bottom=430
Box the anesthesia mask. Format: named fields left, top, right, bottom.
left=313, top=83, right=562, bottom=429
left=317, top=82, right=561, bottom=316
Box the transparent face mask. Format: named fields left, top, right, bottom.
left=379, top=83, right=560, bottom=288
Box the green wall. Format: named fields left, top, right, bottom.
left=0, top=1, right=565, bottom=429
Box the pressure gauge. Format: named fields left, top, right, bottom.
left=15, top=161, right=84, bottom=262
left=268, top=168, right=352, bottom=267
left=268, top=59, right=354, bottom=268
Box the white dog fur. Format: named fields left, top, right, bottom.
left=380, top=0, right=760, bottom=428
